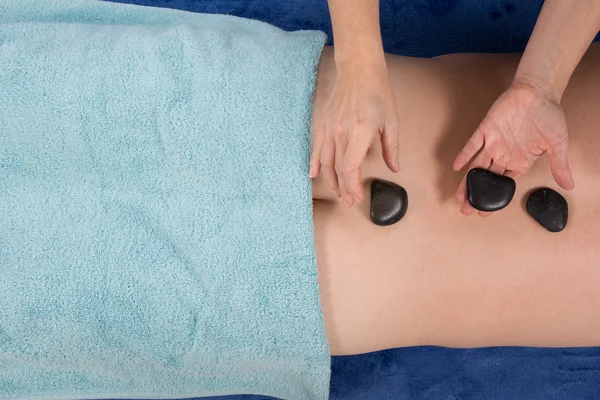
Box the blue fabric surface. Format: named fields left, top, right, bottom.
left=105, top=0, right=600, bottom=57
left=0, top=1, right=330, bottom=399
left=99, top=1, right=600, bottom=400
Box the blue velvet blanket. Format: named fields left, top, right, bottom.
left=102, top=1, right=600, bottom=400
left=0, top=1, right=329, bottom=399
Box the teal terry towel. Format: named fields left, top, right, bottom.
left=0, top=0, right=330, bottom=399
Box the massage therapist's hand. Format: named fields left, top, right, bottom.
left=452, top=0, right=600, bottom=216
left=309, top=60, right=400, bottom=208
left=311, top=0, right=399, bottom=208
left=453, top=78, right=574, bottom=216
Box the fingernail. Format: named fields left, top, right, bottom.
left=343, top=198, right=350, bottom=208
left=353, top=195, right=361, bottom=205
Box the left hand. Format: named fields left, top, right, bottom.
left=310, top=60, right=400, bottom=207
left=453, top=77, right=575, bottom=216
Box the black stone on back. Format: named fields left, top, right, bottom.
left=370, top=179, right=408, bottom=226
left=526, top=188, right=568, bottom=232
left=466, top=168, right=516, bottom=212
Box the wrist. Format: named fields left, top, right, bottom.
left=334, top=50, right=388, bottom=76
left=334, top=42, right=386, bottom=68
left=512, top=74, right=562, bottom=104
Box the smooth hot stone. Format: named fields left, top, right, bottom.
left=466, top=168, right=516, bottom=212
left=370, top=179, right=408, bottom=226
left=526, top=188, right=568, bottom=232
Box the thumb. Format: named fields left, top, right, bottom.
left=548, top=139, right=575, bottom=190
left=454, top=129, right=484, bottom=171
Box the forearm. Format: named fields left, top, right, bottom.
left=515, top=0, right=600, bottom=102
left=328, top=0, right=385, bottom=67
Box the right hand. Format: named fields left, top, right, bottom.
left=309, top=60, right=400, bottom=208
left=453, top=77, right=574, bottom=216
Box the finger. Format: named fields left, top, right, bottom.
left=456, top=174, right=469, bottom=203
left=504, top=170, right=518, bottom=180
left=453, top=129, right=485, bottom=171
left=342, top=128, right=371, bottom=204
left=548, top=139, right=575, bottom=190
left=334, top=130, right=353, bottom=207
left=380, top=118, right=400, bottom=173
left=456, top=152, right=492, bottom=215
left=461, top=200, right=478, bottom=216
left=488, top=159, right=506, bottom=176
left=309, top=124, right=326, bottom=178
left=478, top=160, right=506, bottom=218
left=321, top=131, right=340, bottom=198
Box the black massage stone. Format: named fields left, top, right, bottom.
left=466, top=168, right=516, bottom=212
left=526, top=188, right=568, bottom=232
left=370, top=179, right=408, bottom=226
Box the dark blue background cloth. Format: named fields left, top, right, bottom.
left=103, top=0, right=600, bottom=398
left=105, top=0, right=598, bottom=56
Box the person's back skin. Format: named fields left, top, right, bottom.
left=310, top=45, right=600, bottom=356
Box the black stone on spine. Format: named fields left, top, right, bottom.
left=370, top=180, right=408, bottom=226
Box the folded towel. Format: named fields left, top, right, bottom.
left=0, top=1, right=329, bottom=399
